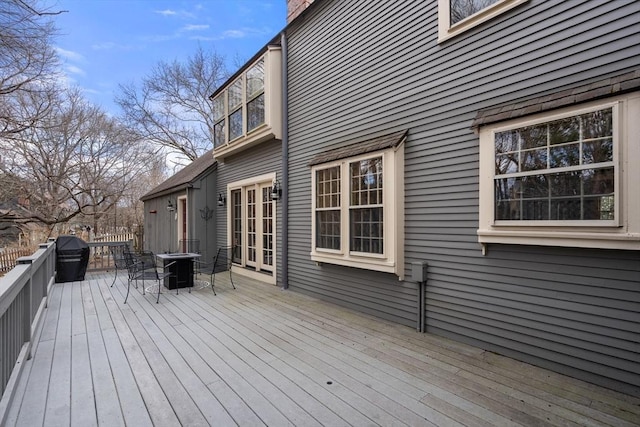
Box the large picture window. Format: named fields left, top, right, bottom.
left=311, top=142, right=405, bottom=279
left=478, top=93, right=640, bottom=250
left=494, top=108, right=614, bottom=222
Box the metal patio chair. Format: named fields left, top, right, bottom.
left=125, top=251, right=175, bottom=304
left=109, top=243, right=131, bottom=288
left=194, top=246, right=235, bottom=295
left=179, top=239, right=200, bottom=254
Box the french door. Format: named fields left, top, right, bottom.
left=228, top=177, right=275, bottom=279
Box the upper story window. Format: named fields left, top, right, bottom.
left=451, top=0, right=499, bottom=24
left=228, top=79, right=244, bottom=141
left=438, top=0, right=528, bottom=42
left=213, top=96, right=225, bottom=147
left=247, top=59, right=265, bottom=132
left=211, top=47, right=281, bottom=160
left=309, top=131, right=406, bottom=279
left=478, top=92, right=640, bottom=251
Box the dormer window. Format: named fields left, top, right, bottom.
left=211, top=47, right=282, bottom=160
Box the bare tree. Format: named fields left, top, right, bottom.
left=0, top=88, right=157, bottom=237
left=100, top=155, right=167, bottom=235
left=0, top=0, right=63, bottom=137
left=115, top=45, right=228, bottom=163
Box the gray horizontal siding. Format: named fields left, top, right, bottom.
left=215, top=140, right=282, bottom=283
left=286, top=0, right=640, bottom=395
left=191, top=171, right=217, bottom=262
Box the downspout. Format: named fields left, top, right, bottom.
left=281, top=30, right=289, bottom=290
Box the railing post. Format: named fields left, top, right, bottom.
left=16, top=258, right=33, bottom=359
left=39, top=243, right=52, bottom=308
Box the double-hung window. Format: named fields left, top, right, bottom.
left=478, top=92, right=640, bottom=250
left=438, top=0, right=527, bottom=42
left=311, top=135, right=405, bottom=278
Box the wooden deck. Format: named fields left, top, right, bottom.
left=4, top=271, right=640, bottom=426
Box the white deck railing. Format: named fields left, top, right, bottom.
left=0, top=240, right=131, bottom=424
left=0, top=242, right=56, bottom=424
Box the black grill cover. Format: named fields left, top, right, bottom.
left=55, top=235, right=90, bottom=282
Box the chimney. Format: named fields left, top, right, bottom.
left=287, top=0, right=314, bottom=23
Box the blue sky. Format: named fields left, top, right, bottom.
left=53, top=0, right=286, bottom=114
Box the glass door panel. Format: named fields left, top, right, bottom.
left=231, top=189, right=242, bottom=263
left=261, top=186, right=274, bottom=271
left=247, top=188, right=257, bottom=266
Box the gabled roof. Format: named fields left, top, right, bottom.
left=140, top=149, right=216, bottom=201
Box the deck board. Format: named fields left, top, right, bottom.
left=4, top=271, right=640, bottom=427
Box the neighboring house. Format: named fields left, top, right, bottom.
left=141, top=149, right=218, bottom=260
left=0, top=199, right=42, bottom=248
left=211, top=0, right=640, bottom=395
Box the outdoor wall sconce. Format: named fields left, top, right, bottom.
left=217, top=193, right=226, bottom=206
left=271, top=180, right=282, bottom=201
left=167, top=199, right=175, bottom=211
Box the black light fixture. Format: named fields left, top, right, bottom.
left=271, top=180, right=281, bottom=201
left=167, top=199, right=175, bottom=211
left=217, top=193, right=226, bottom=206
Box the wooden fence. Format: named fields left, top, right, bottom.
left=0, top=232, right=140, bottom=277
left=93, top=232, right=141, bottom=252
left=0, top=248, right=34, bottom=276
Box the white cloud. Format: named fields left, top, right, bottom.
left=156, top=9, right=176, bottom=16
left=92, top=42, right=117, bottom=50
left=82, top=87, right=101, bottom=95
left=66, top=65, right=85, bottom=76
left=57, top=74, right=75, bottom=87
left=142, top=33, right=179, bottom=43
left=55, top=47, right=84, bottom=62
left=155, top=8, right=195, bottom=19
left=222, top=29, right=246, bottom=38
left=188, top=26, right=272, bottom=42
left=91, top=42, right=137, bottom=51
left=183, top=24, right=209, bottom=31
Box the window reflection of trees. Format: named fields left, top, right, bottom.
left=246, top=60, right=265, bottom=132
left=450, top=0, right=498, bottom=25
left=494, top=108, right=614, bottom=221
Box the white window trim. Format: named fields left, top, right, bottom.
left=177, top=195, right=187, bottom=251
left=478, top=92, right=640, bottom=251
left=438, top=0, right=528, bottom=43
left=310, top=146, right=405, bottom=279
left=226, top=173, right=277, bottom=284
